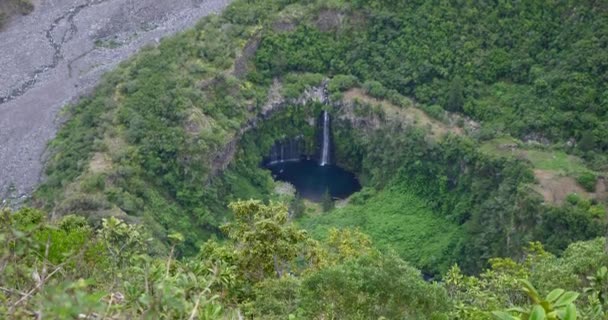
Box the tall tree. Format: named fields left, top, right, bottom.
left=221, top=200, right=313, bottom=282
left=289, top=193, right=306, bottom=219
left=579, top=131, right=596, bottom=152
left=446, top=76, right=465, bottom=112
left=321, top=189, right=334, bottom=212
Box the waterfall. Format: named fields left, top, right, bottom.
left=266, top=136, right=304, bottom=165
left=320, top=111, right=330, bottom=166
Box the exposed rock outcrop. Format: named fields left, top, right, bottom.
left=208, top=79, right=330, bottom=177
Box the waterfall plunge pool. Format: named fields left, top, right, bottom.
left=265, top=159, right=361, bottom=202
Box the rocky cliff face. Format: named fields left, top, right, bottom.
left=208, top=80, right=330, bottom=178
left=0, top=0, right=232, bottom=201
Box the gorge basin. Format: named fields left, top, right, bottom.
left=265, top=159, right=361, bottom=202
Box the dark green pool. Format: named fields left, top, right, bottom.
left=265, top=159, right=361, bottom=202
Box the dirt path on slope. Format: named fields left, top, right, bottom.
left=0, top=0, right=232, bottom=201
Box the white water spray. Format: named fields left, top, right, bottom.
left=320, top=111, right=330, bottom=166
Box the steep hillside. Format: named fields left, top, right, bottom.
left=29, top=0, right=607, bottom=268
left=2, top=0, right=608, bottom=318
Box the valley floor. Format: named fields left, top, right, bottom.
left=301, top=186, right=463, bottom=274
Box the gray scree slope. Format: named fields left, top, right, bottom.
left=0, top=0, right=231, bottom=201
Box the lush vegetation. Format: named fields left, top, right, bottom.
left=327, top=112, right=602, bottom=273
left=30, top=0, right=606, bottom=269
left=35, top=11, right=275, bottom=255
left=255, top=0, right=608, bottom=168
left=2, top=204, right=608, bottom=319
left=301, top=185, right=463, bottom=274
left=37, top=79, right=605, bottom=274
left=7, top=0, right=607, bottom=317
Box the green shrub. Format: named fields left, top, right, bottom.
left=576, top=172, right=597, bottom=192
left=329, top=91, right=343, bottom=101
left=565, top=193, right=582, bottom=206
left=300, top=253, right=450, bottom=319
left=362, top=80, right=387, bottom=99
left=348, top=187, right=377, bottom=205
left=57, top=194, right=111, bottom=214
left=386, top=89, right=410, bottom=107
left=80, top=174, right=106, bottom=192
left=246, top=277, right=301, bottom=319
left=321, top=189, right=334, bottom=212
left=423, top=104, right=446, bottom=121
left=588, top=205, right=605, bottom=218
left=12, top=207, right=45, bottom=228
left=477, top=126, right=499, bottom=141
left=327, top=74, right=358, bottom=93
left=289, top=194, right=306, bottom=219
left=58, top=215, right=89, bottom=231
left=283, top=72, right=324, bottom=99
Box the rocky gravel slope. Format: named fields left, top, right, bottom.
left=0, top=0, right=231, bottom=202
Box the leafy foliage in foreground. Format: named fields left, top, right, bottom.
left=492, top=280, right=579, bottom=320
left=446, top=239, right=608, bottom=319
left=0, top=203, right=449, bottom=319
left=0, top=208, right=228, bottom=318
left=3, top=204, right=608, bottom=319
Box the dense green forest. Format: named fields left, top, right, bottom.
left=255, top=0, right=608, bottom=167
left=4, top=0, right=608, bottom=318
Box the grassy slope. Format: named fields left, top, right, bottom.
left=481, top=137, right=595, bottom=176
left=300, top=186, right=463, bottom=274
left=526, top=150, right=593, bottom=175
left=479, top=136, right=608, bottom=204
